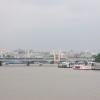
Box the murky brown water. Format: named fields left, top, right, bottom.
left=0, top=65, right=100, bottom=100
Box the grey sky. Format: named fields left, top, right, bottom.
left=0, top=0, right=100, bottom=52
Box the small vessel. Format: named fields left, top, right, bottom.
left=58, top=62, right=70, bottom=68
left=39, top=63, right=43, bottom=66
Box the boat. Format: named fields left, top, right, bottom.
left=91, top=62, right=100, bottom=70
left=58, top=62, right=70, bottom=68
left=73, top=64, right=92, bottom=70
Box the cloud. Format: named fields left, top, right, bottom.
left=0, top=0, right=64, bottom=33
left=0, top=0, right=100, bottom=52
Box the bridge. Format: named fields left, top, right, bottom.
left=0, top=57, right=50, bottom=64
left=0, top=57, right=94, bottom=66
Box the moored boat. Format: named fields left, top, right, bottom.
left=73, top=64, right=92, bottom=70
left=58, top=62, right=70, bottom=68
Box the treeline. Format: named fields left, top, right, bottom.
left=95, top=53, right=100, bottom=62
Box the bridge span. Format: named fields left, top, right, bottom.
left=0, top=58, right=50, bottom=64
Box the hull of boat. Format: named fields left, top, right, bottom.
left=73, top=65, right=92, bottom=70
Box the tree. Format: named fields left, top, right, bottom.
left=95, top=53, right=100, bottom=62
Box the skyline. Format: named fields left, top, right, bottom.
left=0, top=0, right=100, bottom=52
left=0, top=48, right=98, bottom=54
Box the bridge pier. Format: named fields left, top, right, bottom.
left=0, top=61, right=2, bottom=66
left=26, top=61, right=30, bottom=66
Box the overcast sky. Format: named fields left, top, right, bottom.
left=0, top=0, right=100, bottom=52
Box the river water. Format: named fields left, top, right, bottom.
left=0, top=64, right=100, bottom=100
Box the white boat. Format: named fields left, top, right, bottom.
left=73, top=64, right=92, bottom=70
left=91, top=62, right=100, bottom=70
left=58, top=62, right=70, bottom=68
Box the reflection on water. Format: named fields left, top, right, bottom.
left=0, top=65, right=100, bottom=100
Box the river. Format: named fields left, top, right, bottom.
left=0, top=64, right=100, bottom=100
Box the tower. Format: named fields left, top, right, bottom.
left=53, top=50, right=61, bottom=63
